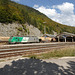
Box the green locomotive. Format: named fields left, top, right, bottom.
left=9, top=36, right=39, bottom=44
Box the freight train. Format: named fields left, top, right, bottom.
left=9, top=36, right=39, bottom=44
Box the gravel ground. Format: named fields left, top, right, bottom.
left=0, top=57, right=75, bottom=75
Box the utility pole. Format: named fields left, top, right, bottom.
left=43, top=22, right=46, bottom=34
left=44, top=26, right=46, bottom=34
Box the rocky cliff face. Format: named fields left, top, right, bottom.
left=0, top=23, right=43, bottom=37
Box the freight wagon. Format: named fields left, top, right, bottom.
left=9, top=36, right=39, bottom=44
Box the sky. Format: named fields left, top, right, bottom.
left=11, top=0, right=75, bottom=27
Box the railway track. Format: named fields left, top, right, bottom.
left=0, top=42, right=75, bottom=58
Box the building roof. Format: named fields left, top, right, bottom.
left=56, top=32, right=75, bottom=38
left=43, top=34, right=56, bottom=38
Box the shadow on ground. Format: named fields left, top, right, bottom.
left=0, top=58, right=75, bottom=75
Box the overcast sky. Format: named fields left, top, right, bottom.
left=11, top=0, right=75, bottom=27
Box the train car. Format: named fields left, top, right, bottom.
left=9, top=36, right=39, bottom=44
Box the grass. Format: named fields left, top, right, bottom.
left=26, top=46, right=75, bottom=59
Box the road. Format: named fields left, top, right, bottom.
left=0, top=57, right=75, bottom=75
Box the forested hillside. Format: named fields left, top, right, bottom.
left=0, top=0, right=75, bottom=34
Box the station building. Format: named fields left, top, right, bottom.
left=39, top=34, right=56, bottom=42
left=56, top=32, right=75, bottom=42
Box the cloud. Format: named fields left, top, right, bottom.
left=33, top=5, right=39, bottom=8
left=53, top=2, right=74, bottom=15
left=33, top=2, right=75, bottom=26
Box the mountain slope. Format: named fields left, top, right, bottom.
left=0, top=0, right=75, bottom=36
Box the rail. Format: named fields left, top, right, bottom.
left=0, top=42, right=75, bottom=58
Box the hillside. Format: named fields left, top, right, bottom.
left=0, top=0, right=75, bottom=36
